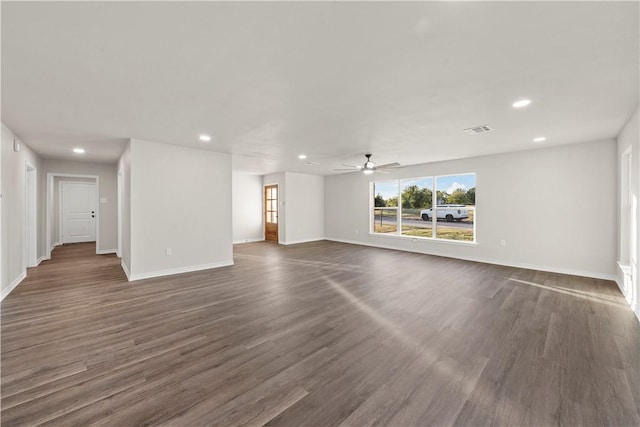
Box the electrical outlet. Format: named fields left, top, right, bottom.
left=165, top=247, right=172, bottom=256
left=500, top=240, right=506, bottom=247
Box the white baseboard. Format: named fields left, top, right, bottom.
left=121, top=260, right=131, bottom=281
left=49, top=242, right=61, bottom=258
left=36, top=256, right=46, bottom=266
left=614, top=262, right=629, bottom=294
left=280, top=237, right=325, bottom=246
left=127, top=260, right=234, bottom=282
left=616, top=278, right=640, bottom=324
left=233, top=238, right=265, bottom=244
left=97, top=249, right=117, bottom=255
left=325, top=237, right=616, bottom=282
left=1, top=271, right=27, bottom=301
left=614, top=262, right=639, bottom=323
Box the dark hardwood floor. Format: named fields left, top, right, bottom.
left=1, top=241, right=639, bottom=426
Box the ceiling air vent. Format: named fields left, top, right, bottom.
left=464, top=125, right=492, bottom=135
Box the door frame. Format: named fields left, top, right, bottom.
left=117, top=168, right=123, bottom=258
left=24, top=161, right=38, bottom=268
left=46, top=173, right=100, bottom=260
left=59, top=181, right=97, bottom=245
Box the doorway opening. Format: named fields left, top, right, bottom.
left=264, top=184, right=278, bottom=243
left=620, top=147, right=635, bottom=309
left=632, top=194, right=637, bottom=312
left=25, top=162, right=38, bottom=268
left=46, top=173, right=100, bottom=260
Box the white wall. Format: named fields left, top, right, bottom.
left=284, top=172, right=325, bottom=245
left=1, top=124, right=3, bottom=294
left=326, top=139, right=617, bottom=280
left=118, top=141, right=132, bottom=276
left=261, top=172, right=325, bottom=245
left=232, top=172, right=264, bottom=244
left=42, top=159, right=118, bottom=253
left=617, top=106, right=639, bottom=320
left=263, top=172, right=286, bottom=243
left=128, top=139, right=233, bottom=279
left=1, top=123, right=42, bottom=300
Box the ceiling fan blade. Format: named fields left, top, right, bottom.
left=333, top=168, right=359, bottom=171
left=377, top=162, right=402, bottom=169
left=374, top=169, right=390, bottom=174
left=340, top=164, right=360, bottom=168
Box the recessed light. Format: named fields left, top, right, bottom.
left=199, top=134, right=212, bottom=142
left=73, top=148, right=85, bottom=154
left=533, top=137, right=546, bottom=143
left=298, top=154, right=307, bottom=159
left=512, top=99, right=531, bottom=108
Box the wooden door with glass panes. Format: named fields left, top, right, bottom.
left=264, top=185, right=278, bottom=243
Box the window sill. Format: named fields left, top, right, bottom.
left=368, top=232, right=478, bottom=246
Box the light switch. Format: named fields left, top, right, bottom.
left=100, top=197, right=107, bottom=203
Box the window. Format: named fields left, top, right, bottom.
left=401, top=177, right=433, bottom=238
left=265, top=185, right=278, bottom=224
left=371, top=173, right=476, bottom=242
left=434, top=174, right=476, bottom=241
left=372, top=181, right=398, bottom=234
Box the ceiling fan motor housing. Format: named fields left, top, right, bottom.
left=364, top=153, right=375, bottom=170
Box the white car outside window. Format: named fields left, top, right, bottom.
left=420, top=205, right=469, bottom=222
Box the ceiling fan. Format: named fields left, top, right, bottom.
left=334, top=153, right=402, bottom=175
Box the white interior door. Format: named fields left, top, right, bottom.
left=61, top=182, right=96, bottom=243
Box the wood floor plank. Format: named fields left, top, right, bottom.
left=2, top=241, right=639, bottom=426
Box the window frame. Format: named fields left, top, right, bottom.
left=370, top=179, right=400, bottom=235
left=369, top=172, right=477, bottom=244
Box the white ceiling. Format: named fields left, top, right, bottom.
left=2, top=2, right=638, bottom=174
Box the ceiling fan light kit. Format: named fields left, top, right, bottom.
left=333, top=153, right=403, bottom=174
left=363, top=154, right=376, bottom=172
